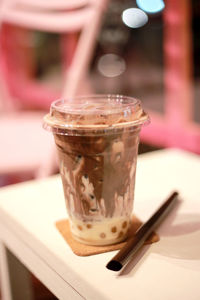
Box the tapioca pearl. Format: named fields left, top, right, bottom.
left=111, top=226, right=117, bottom=233
left=118, top=231, right=124, bottom=238
left=86, top=224, right=92, bottom=229
left=100, top=232, right=106, bottom=239
left=122, top=221, right=127, bottom=229
left=75, top=155, right=82, bottom=163
left=89, top=208, right=97, bottom=213
left=77, top=225, right=83, bottom=231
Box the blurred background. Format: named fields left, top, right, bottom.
left=1, top=0, right=200, bottom=183
left=0, top=0, right=199, bottom=298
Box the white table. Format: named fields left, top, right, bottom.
left=0, top=149, right=200, bottom=300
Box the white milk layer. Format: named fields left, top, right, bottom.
left=69, top=216, right=131, bottom=246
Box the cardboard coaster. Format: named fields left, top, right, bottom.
left=55, top=215, right=159, bottom=256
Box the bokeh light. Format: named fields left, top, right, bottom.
left=122, top=8, right=148, bottom=29
left=97, top=54, right=126, bottom=78
left=136, top=0, right=165, bottom=14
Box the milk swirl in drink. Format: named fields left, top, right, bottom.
left=44, top=95, right=149, bottom=245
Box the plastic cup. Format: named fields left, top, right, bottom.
left=44, top=95, right=149, bottom=245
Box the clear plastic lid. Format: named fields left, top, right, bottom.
left=43, top=95, right=149, bottom=135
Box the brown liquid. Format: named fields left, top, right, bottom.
left=54, top=127, right=140, bottom=222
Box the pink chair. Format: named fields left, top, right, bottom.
left=140, top=0, right=200, bottom=154
left=0, top=0, right=108, bottom=183
left=1, top=0, right=108, bottom=109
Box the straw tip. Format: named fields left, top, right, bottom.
left=106, top=260, right=122, bottom=271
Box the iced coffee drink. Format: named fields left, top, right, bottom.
left=44, top=95, right=149, bottom=245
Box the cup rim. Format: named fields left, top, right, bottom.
left=51, top=94, right=141, bottom=115
left=44, top=94, right=150, bottom=135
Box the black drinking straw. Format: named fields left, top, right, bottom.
left=106, top=191, right=179, bottom=271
